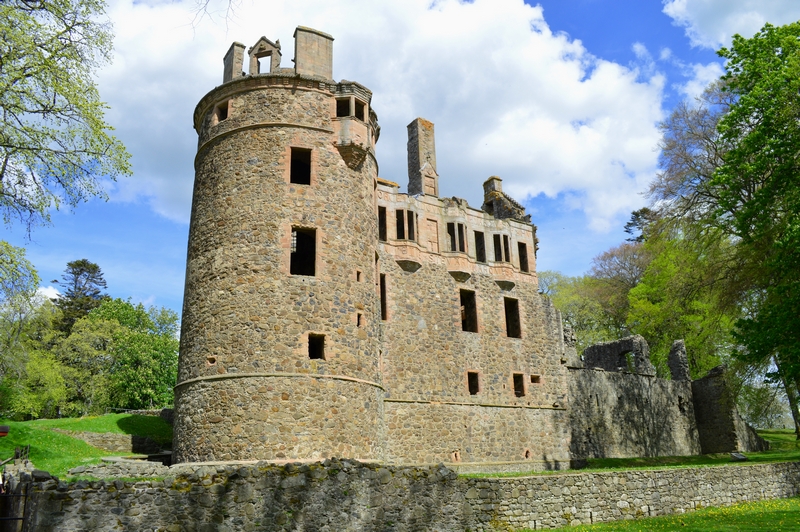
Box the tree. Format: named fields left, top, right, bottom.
left=627, top=226, right=740, bottom=377
left=539, top=271, right=619, bottom=354
left=0, top=0, right=131, bottom=232
left=0, top=241, right=40, bottom=382
left=53, top=258, right=108, bottom=334
left=589, top=241, right=652, bottom=335
left=645, top=21, right=800, bottom=434
left=712, top=22, right=800, bottom=381
left=89, top=298, right=179, bottom=410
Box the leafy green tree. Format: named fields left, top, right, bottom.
left=4, top=349, right=69, bottom=419
left=0, top=241, right=40, bottom=383
left=53, top=258, right=108, bottom=334
left=54, top=315, right=120, bottom=415
left=644, top=22, right=800, bottom=434
left=0, top=0, right=131, bottom=232
left=539, top=271, right=618, bottom=354
left=627, top=226, right=739, bottom=377
left=712, top=22, right=800, bottom=383
left=87, top=298, right=179, bottom=409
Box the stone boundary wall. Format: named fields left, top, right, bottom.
left=9, top=459, right=800, bottom=531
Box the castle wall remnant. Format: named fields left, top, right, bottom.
left=568, top=336, right=700, bottom=460
left=582, top=335, right=656, bottom=376
left=692, top=366, right=769, bottom=454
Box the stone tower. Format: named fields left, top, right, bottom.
left=173, top=27, right=383, bottom=463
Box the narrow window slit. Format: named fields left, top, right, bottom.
left=467, top=371, right=480, bottom=395
left=475, top=231, right=486, bottom=263
left=513, top=373, right=525, bottom=397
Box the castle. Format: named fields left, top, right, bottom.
left=173, top=27, right=765, bottom=471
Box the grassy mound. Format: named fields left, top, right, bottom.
left=0, top=413, right=172, bottom=477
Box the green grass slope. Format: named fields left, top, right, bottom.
left=0, top=413, right=172, bottom=477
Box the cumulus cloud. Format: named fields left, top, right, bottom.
left=99, top=0, right=665, bottom=233
left=678, top=61, right=725, bottom=100
left=663, top=0, right=800, bottom=49
left=35, top=285, right=60, bottom=302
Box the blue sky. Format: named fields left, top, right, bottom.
left=5, top=0, right=800, bottom=317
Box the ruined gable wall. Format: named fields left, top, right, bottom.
left=692, top=368, right=769, bottom=453
left=377, top=186, right=570, bottom=469
left=569, top=368, right=701, bottom=459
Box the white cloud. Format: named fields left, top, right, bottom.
left=663, top=0, right=800, bottom=49
left=678, top=61, right=725, bottom=100
left=35, top=285, right=60, bottom=302
left=99, top=0, right=665, bottom=233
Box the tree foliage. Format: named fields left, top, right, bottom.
left=0, top=0, right=131, bottom=232
left=712, top=23, right=800, bottom=379
left=0, top=256, right=179, bottom=419
left=54, top=258, right=108, bottom=334
left=0, top=241, right=40, bottom=381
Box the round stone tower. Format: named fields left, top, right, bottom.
left=173, top=27, right=383, bottom=463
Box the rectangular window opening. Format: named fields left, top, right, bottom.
left=504, top=297, right=521, bottom=338
left=290, top=227, right=316, bottom=276
left=290, top=148, right=312, bottom=185
left=357, top=313, right=364, bottom=328
left=378, top=207, right=387, bottom=242
left=354, top=100, right=366, bottom=121
left=214, top=101, right=229, bottom=123
left=380, top=274, right=388, bottom=321
left=530, top=375, right=541, bottom=384
left=460, top=290, right=478, bottom=333
left=503, top=235, right=511, bottom=263
left=518, top=242, right=529, bottom=272
left=356, top=270, right=362, bottom=282
left=308, top=333, right=325, bottom=360
left=513, top=373, right=525, bottom=397
left=457, top=224, right=466, bottom=252
left=257, top=55, right=271, bottom=74
left=447, top=223, right=457, bottom=252
left=475, top=231, right=486, bottom=263
left=336, top=99, right=350, bottom=118
left=468, top=371, right=480, bottom=395
left=493, top=234, right=503, bottom=262
left=396, top=210, right=406, bottom=240
left=407, top=212, right=415, bottom=241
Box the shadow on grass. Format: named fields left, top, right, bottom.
left=116, top=415, right=173, bottom=447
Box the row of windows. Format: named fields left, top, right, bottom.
left=297, top=333, right=542, bottom=400
left=467, top=371, right=541, bottom=396
left=378, top=207, right=530, bottom=272
left=458, top=290, right=521, bottom=338
left=212, top=96, right=368, bottom=126
left=290, top=232, right=523, bottom=339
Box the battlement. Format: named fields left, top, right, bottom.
left=221, top=26, right=334, bottom=83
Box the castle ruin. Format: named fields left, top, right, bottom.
left=173, top=27, right=764, bottom=471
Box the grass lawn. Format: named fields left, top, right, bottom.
left=0, top=413, right=172, bottom=477
left=547, top=496, right=800, bottom=531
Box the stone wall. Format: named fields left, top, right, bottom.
left=9, top=459, right=800, bottom=531
left=568, top=368, right=701, bottom=459
left=692, top=367, right=769, bottom=453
